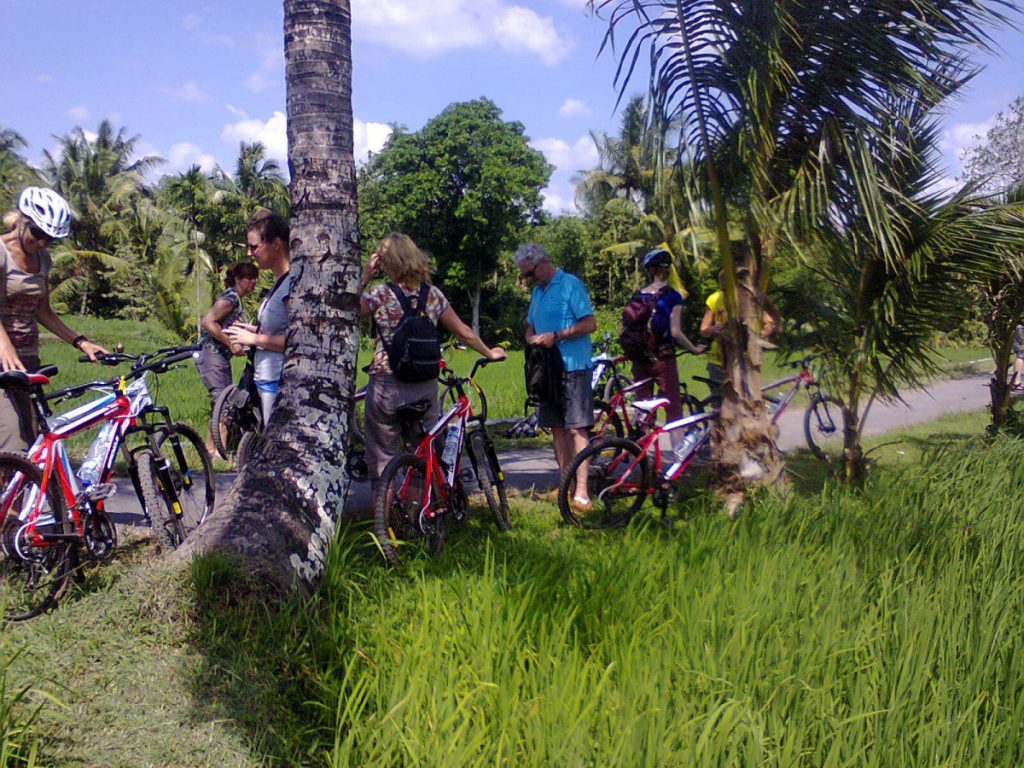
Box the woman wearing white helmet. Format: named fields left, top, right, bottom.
left=0, top=187, right=109, bottom=450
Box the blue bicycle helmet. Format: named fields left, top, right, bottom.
left=641, top=247, right=671, bottom=270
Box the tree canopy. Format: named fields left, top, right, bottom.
left=359, top=98, right=551, bottom=329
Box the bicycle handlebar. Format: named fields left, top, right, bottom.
left=55, top=344, right=200, bottom=402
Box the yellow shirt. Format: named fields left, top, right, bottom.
left=705, top=290, right=726, bottom=367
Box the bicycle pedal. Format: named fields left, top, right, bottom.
left=87, top=483, right=118, bottom=501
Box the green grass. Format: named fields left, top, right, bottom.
left=4, top=430, right=1022, bottom=766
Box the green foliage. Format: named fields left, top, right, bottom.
left=185, top=437, right=1024, bottom=766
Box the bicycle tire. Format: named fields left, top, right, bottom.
left=0, top=452, right=73, bottom=621
left=558, top=436, right=650, bottom=528
left=373, top=453, right=429, bottom=567
left=236, top=430, right=259, bottom=470
left=603, top=373, right=633, bottom=403
left=155, top=422, right=215, bottom=537
left=590, top=399, right=624, bottom=440
left=467, top=430, right=510, bottom=531
left=440, top=381, right=489, bottom=425
left=136, top=449, right=185, bottom=551
left=681, top=392, right=704, bottom=417
left=804, top=394, right=843, bottom=462
left=210, top=385, right=244, bottom=460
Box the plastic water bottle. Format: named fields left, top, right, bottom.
left=673, top=428, right=703, bottom=462
left=79, top=421, right=117, bottom=487
left=441, top=426, right=460, bottom=469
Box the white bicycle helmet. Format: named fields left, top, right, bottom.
left=18, top=187, right=72, bottom=239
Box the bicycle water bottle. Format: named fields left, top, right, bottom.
left=79, top=421, right=117, bottom=487
left=674, top=427, right=702, bottom=462
left=441, top=426, right=460, bottom=470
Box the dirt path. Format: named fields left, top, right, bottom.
left=105, top=374, right=993, bottom=522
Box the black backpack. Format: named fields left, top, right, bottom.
left=524, top=344, right=564, bottom=407
left=618, top=287, right=668, bottom=361
left=383, top=283, right=441, bottom=382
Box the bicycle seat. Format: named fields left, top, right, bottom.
left=632, top=397, right=670, bottom=413
left=0, top=367, right=56, bottom=390
left=395, top=399, right=431, bottom=424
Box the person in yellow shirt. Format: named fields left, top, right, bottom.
left=699, top=289, right=775, bottom=397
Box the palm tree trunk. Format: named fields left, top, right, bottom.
left=990, top=328, right=1015, bottom=430
left=178, top=0, right=360, bottom=588
left=471, top=286, right=481, bottom=335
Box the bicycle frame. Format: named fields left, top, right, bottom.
left=597, top=408, right=718, bottom=504
left=8, top=376, right=156, bottom=551
left=399, top=377, right=474, bottom=529
left=593, top=375, right=655, bottom=438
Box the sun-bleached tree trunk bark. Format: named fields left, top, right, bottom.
left=178, top=0, right=360, bottom=588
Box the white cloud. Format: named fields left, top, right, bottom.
left=540, top=186, right=575, bottom=215
left=222, top=111, right=390, bottom=168
left=530, top=134, right=598, bottom=171
left=221, top=111, right=289, bottom=166
left=352, top=0, right=572, bottom=64
left=559, top=98, right=588, bottom=118
left=354, top=120, right=392, bottom=162
left=493, top=7, right=568, bottom=65
left=67, top=105, right=89, bottom=122
left=940, top=118, right=994, bottom=176
left=160, top=80, right=210, bottom=103
left=246, top=45, right=284, bottom=93
left=166, top=142, right=218, bottom=174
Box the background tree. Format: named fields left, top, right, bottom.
left=359, top=98, right=551, bottom=332
left=592, top=0, right=1016, bottom=509
left=961, top=96, right=1024, bottom=195
left=778, top=91, right=1024, bottom=481
left=43, top=120, right=163, bottom=315
left=181, top=0, right=361, bottom=588
left=0, top=127, right=41, bottom=201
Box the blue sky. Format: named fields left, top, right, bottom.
left=2, top=0, right=1021, bottom=214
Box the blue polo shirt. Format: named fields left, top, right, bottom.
left=527, top=269, right=593, bottom=372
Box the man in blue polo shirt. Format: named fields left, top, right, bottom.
left=515, top=243, right=596, bottom=513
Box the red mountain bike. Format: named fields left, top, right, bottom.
left=373, top=356, right=509, bottom=566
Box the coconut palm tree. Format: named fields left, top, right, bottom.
left=43, top=120, right=163, bottom=314
left=591, top=0, right=1016, bottom=509
left=180, top=0, right=362, bottom=588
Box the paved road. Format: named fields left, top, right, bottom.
left=103, top=373, right=993, bottom=525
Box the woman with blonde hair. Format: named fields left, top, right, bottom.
left=359, top=233, right=505, bottom=494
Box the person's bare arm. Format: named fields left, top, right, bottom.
left=201, top=297, right=241, bottom=351
left=37, top=287, right=109, bottom=361
left=670, top=305, right=706, bottom=354
left=439, top=307, right=506, bottom=360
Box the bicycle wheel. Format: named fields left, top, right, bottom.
left=156, top=422, right=215, bottom=537
left=590, top=399, right=624, bottom=440
left=603, top=373, right=633, bottom=403
left=236, top=430, right=259, bottom=470
left=440, top=381, right=488, bottom=424
left=681, top=392, right=704, bottom=417
left=210, top=385, right=244, bottom=460
left=136, top=449, right=185, bottom=551
left=558, top=436, right=650, bottom=528
left=804, top=394, right=843, bottom=462
left=373, top=453, right=430, bottom=567
left=467, top=429, right=510, bottom=531
left=0, top=452, right=73, bottom=621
